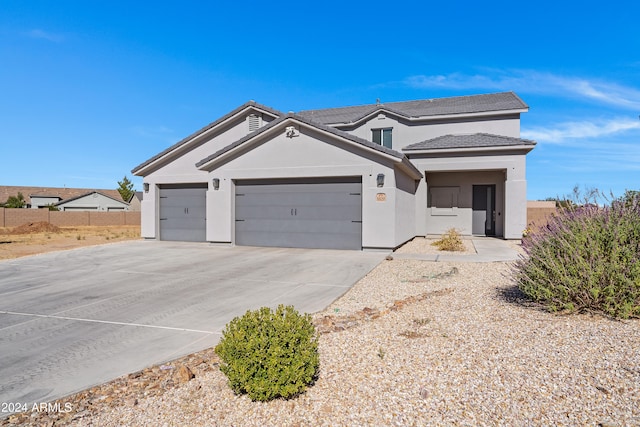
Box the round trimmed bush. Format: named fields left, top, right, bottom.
left=214, top=304, right=319, bottom=401
left=513, top=191, right=640, bottom=319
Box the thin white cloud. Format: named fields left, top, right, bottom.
left=25, top=29, right=64, bottom=43
left=404, top=70, right=640, bottom=110
left=522, top=117, right=640, bottom=143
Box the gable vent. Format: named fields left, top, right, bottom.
left=248, top=114, right=261, bottom=132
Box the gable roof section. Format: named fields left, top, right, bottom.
left=403, top=133, right=536, bottom=152
left=131, top=101, right=283, bottom=176
left=196, top=113, right=422, bottom=179
left=128, top=191, right=143, bottom=203
left=297, top=92, right=528, bottom=125
left=54, top=191, right=130, bottom=207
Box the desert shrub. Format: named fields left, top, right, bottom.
left=513, top=191, right=640, bottom=319
left=431, top=228, right=465, bottom=252
left=214, top=304, right=319, bottom=402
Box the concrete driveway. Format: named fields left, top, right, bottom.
left=0, top=241, right=386, bottom=410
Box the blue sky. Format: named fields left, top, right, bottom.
left=1, top=1, right=639, bottom=200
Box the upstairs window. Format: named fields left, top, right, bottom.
left=372, top=128, right=392, bottom=149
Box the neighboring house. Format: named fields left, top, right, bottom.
left=127, top=191, right=143, bottom=211
left=0, top=186, right=127, bottom=209
left=30, top=195, right=63, bottom=209
left=55, top=191, right=130, bottom=211
left=132, top=92, right=536, bottom=249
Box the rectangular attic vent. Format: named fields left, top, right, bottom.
left=248, top=114, right=261, bottom=132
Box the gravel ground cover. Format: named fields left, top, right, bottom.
left=3, top=239, right=639, bottom=426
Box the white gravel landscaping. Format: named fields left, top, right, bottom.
left=70, top=240, right=639, bottom=426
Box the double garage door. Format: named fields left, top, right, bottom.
left=158, top=179, right=362, bottom=249
left=235, top=178, right=362, bottom=250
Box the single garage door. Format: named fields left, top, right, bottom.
left=235, top=178, right=362, bottom=250
left=159, top=184, right=207, bottom=242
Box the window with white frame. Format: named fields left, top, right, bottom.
left=372, top=128, right=392, bottom=149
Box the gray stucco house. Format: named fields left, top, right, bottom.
left=132, top=92, right=535, bottom=250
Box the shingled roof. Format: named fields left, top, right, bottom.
left=131, top=101, right=282, bottom=175
left=403, top=133, right=537, bottom=151
left=195, top=113, right=422, bottom=179
left=297, top=92, right=528, bottom=125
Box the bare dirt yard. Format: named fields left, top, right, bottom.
left=0, top=222, right=141, bottom=260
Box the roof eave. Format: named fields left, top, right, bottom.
left=132, top=102, right=282, bottom=176
left=404, top=144, right=536, bottom=155
left=196, top=116, right=421, bottom=176
left=328, top=107, right=529, bottom=128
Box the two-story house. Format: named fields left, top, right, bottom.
left=131, top=92, right=535, bottom=250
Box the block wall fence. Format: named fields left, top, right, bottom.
left=2, top=206, right=551, bottom=233
left=0, top=208, right=141, bottom=227
left=526, top=201, right=557, bottom=229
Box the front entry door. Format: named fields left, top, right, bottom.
left=472, top=185, right=496, bottom=236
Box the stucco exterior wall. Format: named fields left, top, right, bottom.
left=341, top=114, right=521, bottom=151
left=139, top=113, right=266, bottom=238
left=410, top=152, right=527, bottom=239
left=423, top=171, right=505, bottom=236
left=393, top=168, right=418, bottom=247
left=133, top=100, right=531, bottom=246
left=204, top=126, right=415, bottom=249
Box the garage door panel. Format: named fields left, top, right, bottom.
left=236, top=231, right=360, bottom=250
left=237, top=218, right=361, bottom=233
left=159, top=185, right=206, bottom=242
left=235, top=179, right=362, bottom=250
left=236, top=205, right=360, bottom=221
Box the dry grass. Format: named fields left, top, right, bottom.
left=0, top=224, right=141, bottom=260
left=430, top=228, right=466, bottom=251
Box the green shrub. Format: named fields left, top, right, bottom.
left=513, top=191, right=640, bottom=319
left=432, top=228, right=465, bottom=252
left=214, top=304, right=319, bottom=401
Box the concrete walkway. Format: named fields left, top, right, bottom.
left=392, top=238, right=520, bottom=262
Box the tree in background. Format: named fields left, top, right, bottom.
left=117, top=176, right=135, bottom=201
left=1, top=192, right=26, bottom=208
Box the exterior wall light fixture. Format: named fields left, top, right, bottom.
left=143, top=182, right=150, bottom=193
left=376, top=173, right=385, bottom=188
left=212, top=178, right=220, bottom=190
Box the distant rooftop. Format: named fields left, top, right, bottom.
left=0, top=186, right=125, bottom=205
